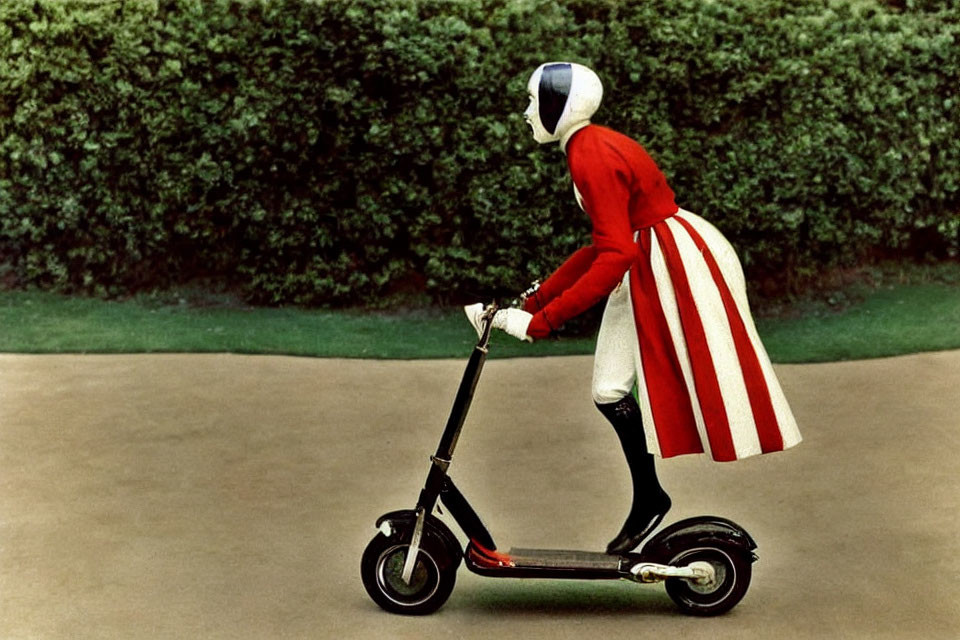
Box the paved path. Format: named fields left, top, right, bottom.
left=1, top=351, right=958, bottom=639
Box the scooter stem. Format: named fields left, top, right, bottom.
left=432, top=302, right=497, bottom=460
left=405, top=303, right=498, bottom=584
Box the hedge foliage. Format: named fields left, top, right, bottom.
left=1, top=0, right=958, bottom=305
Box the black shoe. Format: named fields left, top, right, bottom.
left=605, top=491, right=671, bottom=555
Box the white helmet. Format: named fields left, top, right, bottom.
left=524, top=62, right=603, bottom=146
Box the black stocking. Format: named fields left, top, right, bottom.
left=595, top=394, right=671, bottom=554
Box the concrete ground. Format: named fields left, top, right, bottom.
left=1, top=350, right=958, bottom=639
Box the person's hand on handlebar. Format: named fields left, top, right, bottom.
left=492, top=308, right=533, bottom=342
left=463, top=303, right=534, bottom=342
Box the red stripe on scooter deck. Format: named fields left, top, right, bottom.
left=507, top=548, right=623, bottom=570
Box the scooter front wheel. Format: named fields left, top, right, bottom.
left=664, top=545, right=752, bottom=616
left=361, top=532, right=456, bottom=615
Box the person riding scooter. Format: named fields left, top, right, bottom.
left=484, top=62, right=802, bottom=555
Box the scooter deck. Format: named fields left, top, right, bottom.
left=464, top=544, right=630, bottom=579
left=507, top=548, right=623, bottom=571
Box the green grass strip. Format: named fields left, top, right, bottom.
left=757, top=283, right=960, bottom=362
left=0, top=291, right=593, bottom=359
left=1, top=281, right=958, bottom=362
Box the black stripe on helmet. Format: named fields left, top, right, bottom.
left=538, top=63, right=573, bottom=135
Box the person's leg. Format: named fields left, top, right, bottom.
left=593, top=273, right=671, bottom=555
left=592, top=272, right=638, bottom=405
left=594, top=395, right=671, bottom=554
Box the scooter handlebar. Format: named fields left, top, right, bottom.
left=463, top=301, right=499, bottom=345
left=518, top=279, right=541, bottom=309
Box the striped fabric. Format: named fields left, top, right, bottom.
left=630, top=210, right=802, bottom=461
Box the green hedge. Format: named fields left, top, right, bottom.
left=1, top=0, right=958, bottom=305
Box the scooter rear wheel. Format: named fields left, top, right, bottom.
left=361, top=532, right=456, bottom=615
left=664, top=545, right=752, bottom=616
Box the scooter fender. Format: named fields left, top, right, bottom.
left=374, top=510, right=464, bottom=571
left=638, top=515, right=758, bottom=565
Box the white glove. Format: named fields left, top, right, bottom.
left=463, top=303, right=486, bottom=338
left=492, top=308, right=534, bottom=342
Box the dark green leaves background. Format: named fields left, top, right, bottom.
left=1, top=0, right=957, bottom=305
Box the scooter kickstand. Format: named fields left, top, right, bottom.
left=629, top=561, right=715, bottom=585
left=401, top=506, right=427, bottom=585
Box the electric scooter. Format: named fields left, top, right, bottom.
left=361, top=302, right=758, bottom=616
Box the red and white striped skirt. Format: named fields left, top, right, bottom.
left=593, top=209, right=802, bottom=461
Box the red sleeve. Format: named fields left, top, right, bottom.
left=527, top=141, right=637, bottom=339
left=522, top=245, right=597, bottom=314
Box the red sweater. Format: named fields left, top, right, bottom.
left=524, top=125, right=678, bottom=338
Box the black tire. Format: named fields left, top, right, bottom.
left=361, top=531, right=457, bottom=615
left=664, top=545, right=752, bottom=616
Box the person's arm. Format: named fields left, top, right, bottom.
left=522, top=245, right=597, bottom=314
left=526, top=145, right=636, bottom=339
